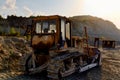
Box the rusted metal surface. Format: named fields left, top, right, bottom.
left=32, top=35, right=55, bottom=50
left=83, top=46, right=98, bottom=57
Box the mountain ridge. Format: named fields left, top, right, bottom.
left=69, top=15, right=120, bottom=41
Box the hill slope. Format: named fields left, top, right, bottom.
left=69, top=15, right=120, bottom=41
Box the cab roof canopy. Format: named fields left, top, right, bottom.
left=32, top=15, right=70, bottom=22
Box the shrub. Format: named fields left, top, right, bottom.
left=9, top=27, right=20, bottom=36
left=10, top=27, right=16, bottom=34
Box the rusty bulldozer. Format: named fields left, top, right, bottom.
left=24, top=15, right=101, bottom=79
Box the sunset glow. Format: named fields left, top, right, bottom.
left=82, top=0, right=120, bottom=29
left=83, top=0, right=119, bottom=15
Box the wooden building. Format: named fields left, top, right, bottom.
left=102, top=40, right=116, bottom=48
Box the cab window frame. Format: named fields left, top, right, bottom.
left=35, top=19, right=57, bottom=34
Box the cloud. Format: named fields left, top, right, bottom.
left=23, top=6, right=33, bottom=17
left=33, top=11, right=47, bottom=16
left=2, top=0, right=17, bottom=10
left=23, top=7, right=48, bottom=17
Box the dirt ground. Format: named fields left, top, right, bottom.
left=86, top=46, right=120, bottom=80
left=0, top=39, right=120, bottom=80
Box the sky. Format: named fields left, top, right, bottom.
left=0, top=0, right=120, bottom=29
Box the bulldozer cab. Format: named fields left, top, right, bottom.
left=30, top=15, right=71, bottom=52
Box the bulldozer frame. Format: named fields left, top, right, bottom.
left=24, top=15, right=102, bottom=79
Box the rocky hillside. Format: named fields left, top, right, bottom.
left=69, top=15, right=120, bottom=41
